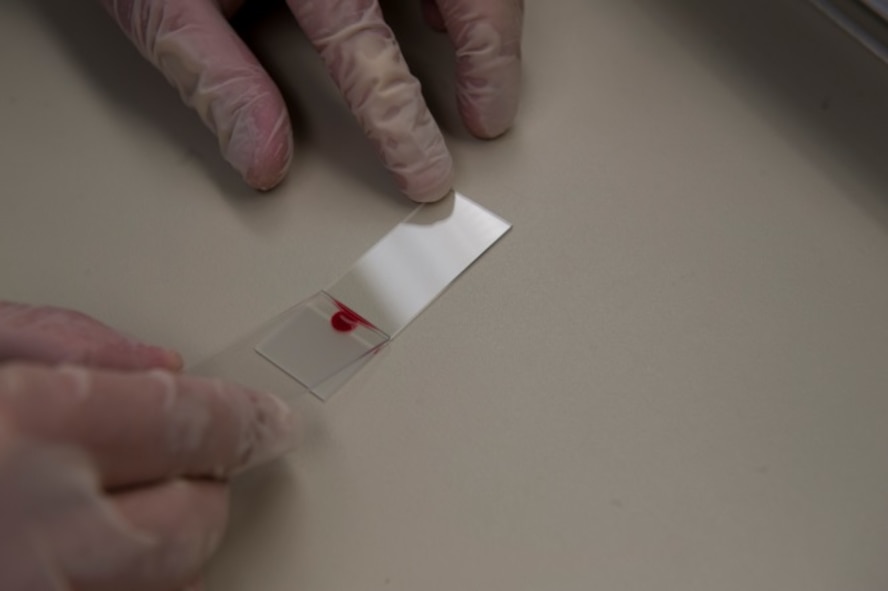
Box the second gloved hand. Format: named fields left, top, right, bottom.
left=99, top=0, right=524, bottom=202
left=0, top=303, right=299, bottom=591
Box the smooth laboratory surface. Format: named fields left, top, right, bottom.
left=2, top=1, right=888, bottom=590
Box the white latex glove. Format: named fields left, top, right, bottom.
left=0, top=303, right=298, bottom=591
left=100, top=0, right=524, bottom=201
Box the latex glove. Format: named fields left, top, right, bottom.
left=100, top=0, right=524, bottom=201
left=0, top=303, right=298, bottom=591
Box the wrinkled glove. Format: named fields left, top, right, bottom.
left=0, top=303, right=298, bottom=591
left=100, top=0, right=524, bottom=201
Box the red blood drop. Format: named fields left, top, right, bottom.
left=331, top=310, right=358, bottom=332
left=330, top=300, right=374, bottom=333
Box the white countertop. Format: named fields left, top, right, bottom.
left=2, top=1, right=888, bottom=589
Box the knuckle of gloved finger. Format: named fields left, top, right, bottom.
left=210, top=75, right=272, bottom=140
left=0, top=363, right=85, bottom=426
left=0, top=362, right=32, bottom=413
left=11, top=304, right=105, bottom=342
left=0, top=302, right=68, bottom=333
left=0, top=364, right=51, bottom=441
left=0, top=365, right=53, bottom=464
left=0, top=303, right=114, bottom=363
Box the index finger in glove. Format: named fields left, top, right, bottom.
left=434, top=0, right=524, bottom=138
left=102, top=0, right=293, bottom=190
left=288, top=0, right=454, bottom=202
left=0, top=302, right=182, bottom=372
left=0, top=363, right=298, bottom=488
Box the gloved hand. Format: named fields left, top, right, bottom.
left=0, top=302, right=298, bottom=591
left=99, top=0, right=524, bottom=201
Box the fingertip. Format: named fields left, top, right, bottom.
left=243, top=124, right=293, bottom=192
left=231, top=388, right=300, bottom=474
left=456, top=61, right=522, bottom=139
left=123, top=0, right=293, bottom=193
left=437, top=0, right=524, bottom=139
left=400, top=152, right=456, bottom=203
left=460, top=100, right=517, bottom=140
left=225, top=102, right=293, bottom=192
